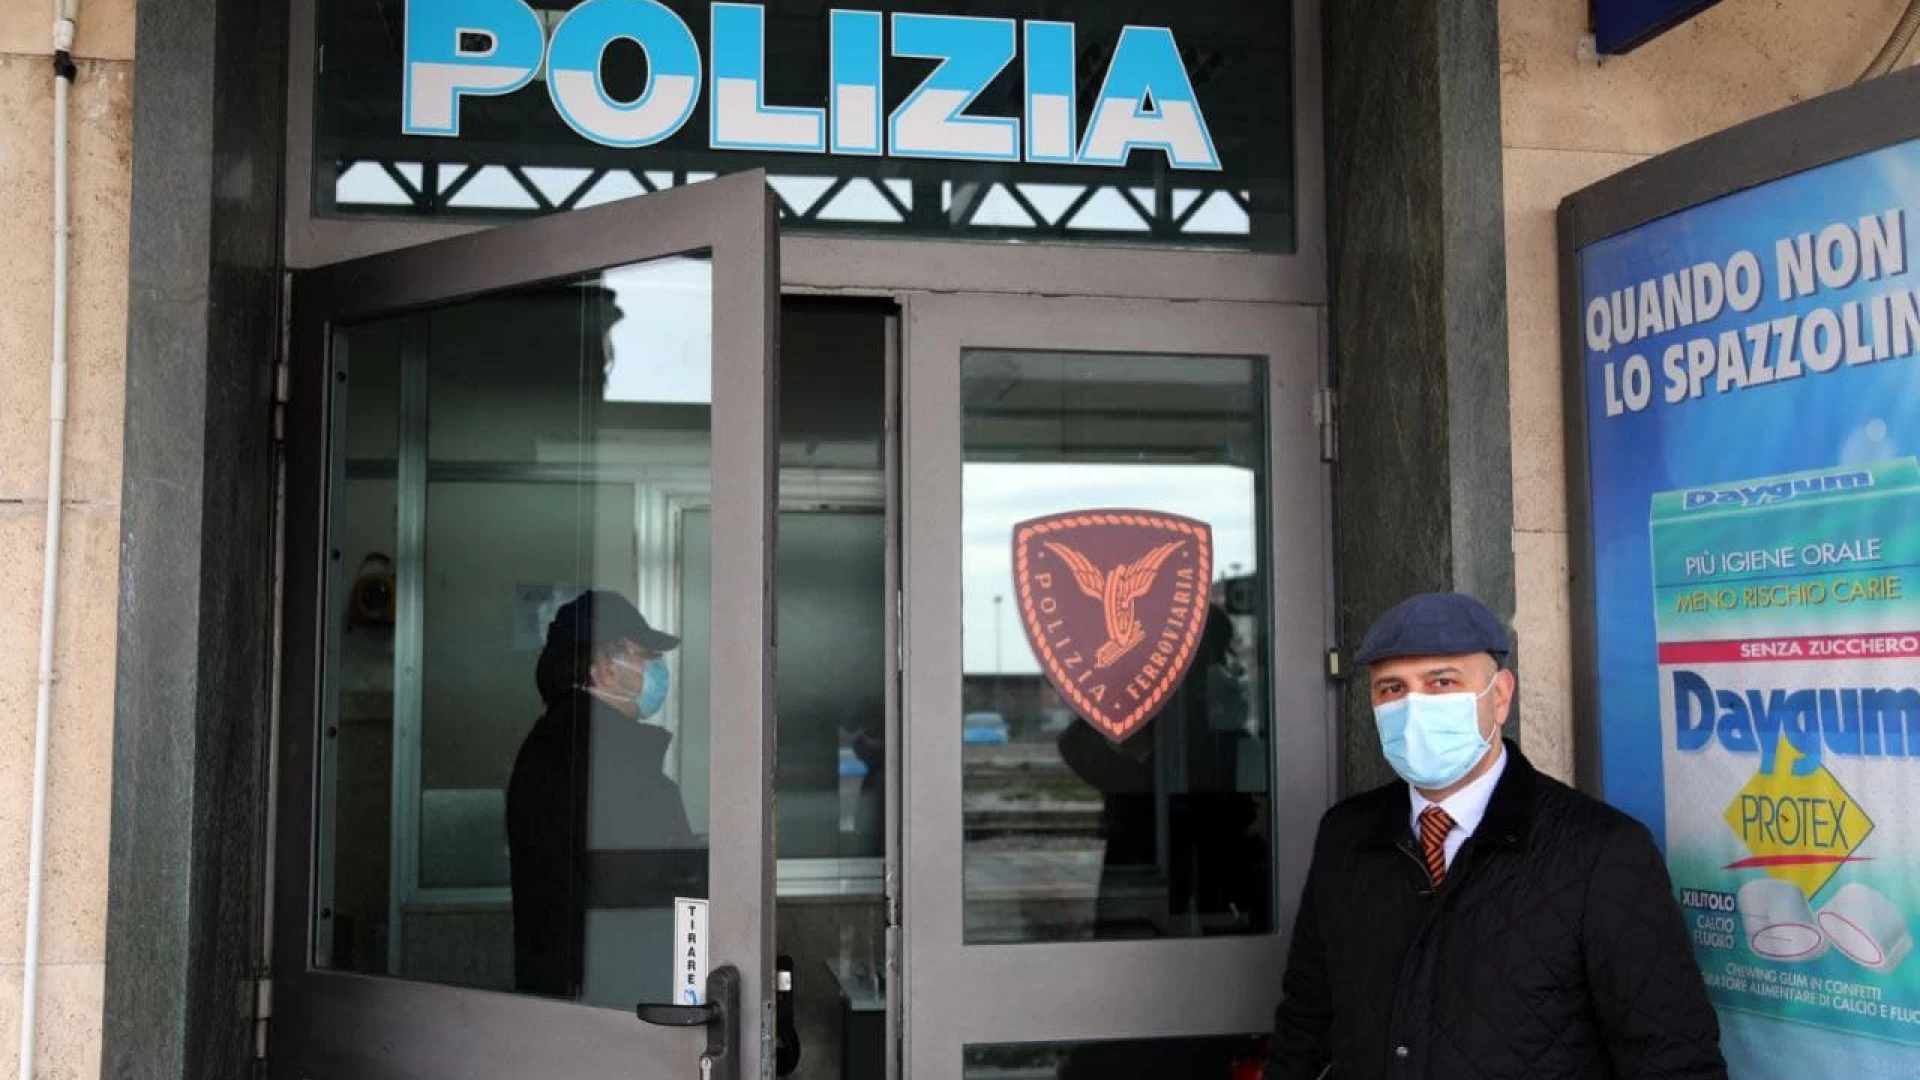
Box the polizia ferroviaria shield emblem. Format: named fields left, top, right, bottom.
left=1012, top=510, right=1213, bottom=742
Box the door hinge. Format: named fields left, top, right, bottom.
left=274, top=270, right=294, bottom=443
left=1325, top=648, right=1347, bottom=682
left=252, top=975, right=274, bottom=1060
left=894, top=589, right=905, bottom=671
left=1313, top=388, right=1337, bottom=463
left=272, top=359, right=291, bottom=442
left=884, top=864, right=901, bottom=928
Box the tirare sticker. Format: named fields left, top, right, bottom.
left=675, top=897, right=709, bottom=1006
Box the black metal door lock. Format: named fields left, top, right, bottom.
left=639, top=965, right=741, bottom=1080
left=774, top=954, right=800, bottom=1076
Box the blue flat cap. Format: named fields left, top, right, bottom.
left=1354, top=592, right=1511, bottom=665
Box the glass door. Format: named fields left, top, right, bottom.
left=900, top=294, right=1333, bottom=1079
left=273, top=172, right=779, bottom=1079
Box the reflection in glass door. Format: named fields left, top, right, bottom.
left=275, top=173, right=778, bottom=1080
left=320, top=260, right=718, bottom=1005
left=959, top=349, right=1275, bottom=947
left=902, top=295, right=1332, bottom=1080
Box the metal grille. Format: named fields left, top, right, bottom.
left=329, top=160, right=1256, bottom=241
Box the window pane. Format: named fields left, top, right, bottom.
left=773, top=510, right=888, bottom=862
left=318, top=256, right=716, bottom=1009
left=961, top=349, right=1273, bottom=944
left=311, top=1, right=1294, bottom=251
left=768, top=304, right=891, bottom=1080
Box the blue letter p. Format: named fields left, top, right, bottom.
left=404, top=0, right=545, bottom=137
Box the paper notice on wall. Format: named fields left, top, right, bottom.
left=675, top=897, right=710, bottom=1006
left=514, top=583, right=581, bottom=651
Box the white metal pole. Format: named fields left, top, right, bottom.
left=21, top=4, right=81, bottom=1078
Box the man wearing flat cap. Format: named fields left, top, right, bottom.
left=507, top=590, right=695, bottom=998
left=1266, top=592, right=1726, bottom=1080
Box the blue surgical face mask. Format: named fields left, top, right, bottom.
left=613, top=655, right=672, bottom=721
left=1373, top=674, right=1500, bottom=790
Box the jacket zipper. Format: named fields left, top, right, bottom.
left=1385, top=836, right=1486, bottom=1071
left=1395, top=840, right=1433, bottom=891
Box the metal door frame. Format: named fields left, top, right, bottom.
left=272, top=170, right=780, bottom=1079
left=898, top=293, right=1334, bottom=1078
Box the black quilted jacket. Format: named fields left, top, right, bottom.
left=1267, top=743, right=1728, bottom=1080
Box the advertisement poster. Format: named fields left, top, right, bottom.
left=1578, top=137, right=1920, bottom=1076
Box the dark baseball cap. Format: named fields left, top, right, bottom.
left=1353, top=592, right=1511, bottom=665
left=545, top=590, right=680, bottom=653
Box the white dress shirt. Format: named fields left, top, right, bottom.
left=1408, top=743, right=1508, bottom=871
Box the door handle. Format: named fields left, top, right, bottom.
left=638, top=965, right=741, bottom=1080
left=634, top=1003, right=715, bottom=1027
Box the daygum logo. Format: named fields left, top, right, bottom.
left=1671, top=670, right=1920, bottom=773
left=402, top=0, right=1221, bottom=169
left=1722, top=739, right=1874, bottom=898
left=1681, top=470, right=1873, bottom=511
left=1013, top=510, right=1212, bottom=742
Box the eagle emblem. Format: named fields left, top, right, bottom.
left=1012, top=510, right=1213, bottom=742
left=1042, top=540, right=1188, bottom=669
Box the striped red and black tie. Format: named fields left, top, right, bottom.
left=1418, top=806, right=1456, bottom=887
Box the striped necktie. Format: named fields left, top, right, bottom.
left=1419, top=806, right=1456, bottom=887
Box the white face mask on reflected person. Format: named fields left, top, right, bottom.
left=1372, top=676, right=1499, bottom=790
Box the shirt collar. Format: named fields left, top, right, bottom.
left=1409, top=741, right=1508, bottom=838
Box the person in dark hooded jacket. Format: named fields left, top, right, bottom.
left=506, top=590, right=696, bottom=998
